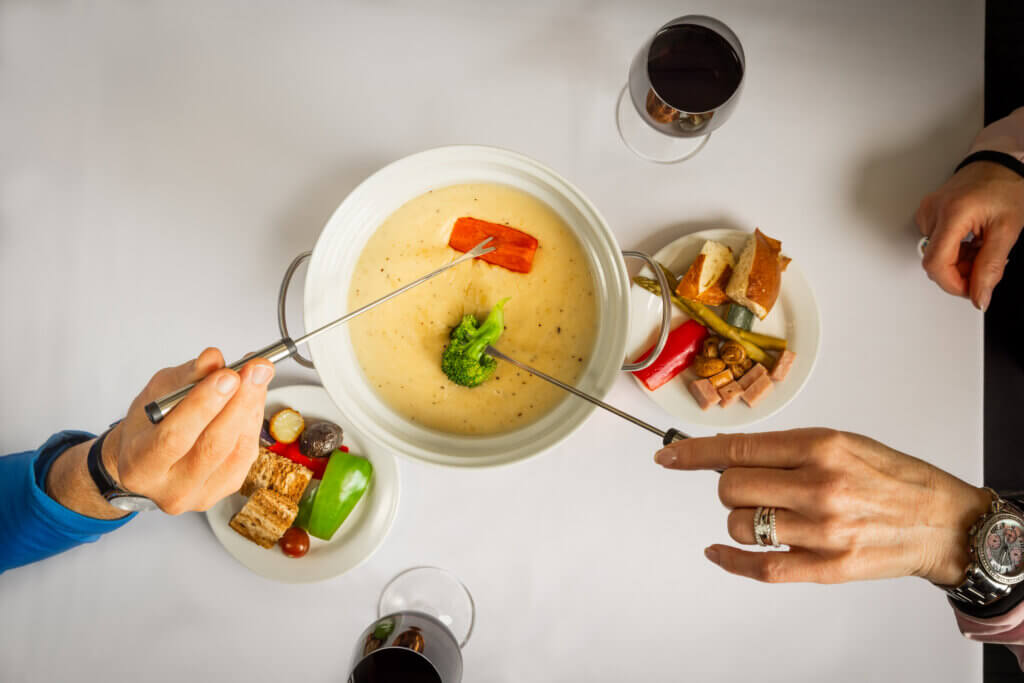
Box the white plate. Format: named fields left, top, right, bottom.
left=206, top=385, right=400, bottom=583
left=626, top=229, right=821, bottom=430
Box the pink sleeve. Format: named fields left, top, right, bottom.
left=953, top=600, right=1024, bottom=669
left=969, top=107, right=1024, bottom=162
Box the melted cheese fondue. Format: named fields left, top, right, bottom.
left=348, top=183, right=597, bottom=435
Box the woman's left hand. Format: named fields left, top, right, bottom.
left=655, top=428, right=991, bottom=585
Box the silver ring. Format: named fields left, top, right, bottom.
left=918, top=236, right=929, bottom=258
left=753, top=506, right=771, bottom=547
left=769, top=507, right=779, bottom=547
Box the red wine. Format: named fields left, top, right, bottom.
left=348, top=612, right=461, bottom=682
left=349, top=648, right=442, bottom=683
left=647, top=24, right=743, bottom=113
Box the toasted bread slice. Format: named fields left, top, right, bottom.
left=229, top=488, right=298, bottom=549
left=676, top=241, right=734, bottom=305
left=239, top=446, right=312, bottom=503
left=726, top=229, right=785, bottom=319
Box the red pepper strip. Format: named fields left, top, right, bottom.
left=631, top=320, right=708, bottom=391
left=269, top=441, right=328, bottom=479
left=448, top=217, right=539, bottom=274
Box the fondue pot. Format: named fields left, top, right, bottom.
left=277, top=146, right=671, bottom=467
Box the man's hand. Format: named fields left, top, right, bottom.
left=655, top=429, right=991, bottom=586
left=916, top=161, right=1024, bottom=310
left=47, top=348, right=273, bottom=518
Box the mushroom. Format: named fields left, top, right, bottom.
left=693, top=356, right=726, bottom=378
left=720, top=340, right=746, bottom=365
left=701, top=337, right=721, bottom=358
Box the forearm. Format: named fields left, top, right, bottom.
left=0, top=432, right=134, bottom=573
left=44, top=434, right=128, bottom=521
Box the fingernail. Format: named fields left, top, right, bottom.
left=978, top=290, right=992, bottom=312
left=704, top=547, right=720, bottom=565
left=216, top=373, right=239, bottom=395
left=250, top=365, right=273, bottom=385
left=654, top=449, right=677, bottom=467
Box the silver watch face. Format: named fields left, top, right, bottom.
left=977, top=513, right=1024, bottom=584
left=108, top=494, right=159, bottom=512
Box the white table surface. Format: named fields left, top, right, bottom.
left=0, top=1, right=987, bottom=681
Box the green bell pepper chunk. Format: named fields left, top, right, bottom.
left=294, top=480, right=318, bottom=531
left=304, top=449, right=373, bottom=541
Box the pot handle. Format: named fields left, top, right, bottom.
left=620, top=250, right=673, bottom=373
left=277, top=251, right=316, bottom=369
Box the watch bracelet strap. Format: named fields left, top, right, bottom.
left=945, top=489, right=1020, bottom=607
left=946, top=570, right=1011, bottom=606
left=955, top=150, right=1024, bottom=181
left=86, top=428, right=124, bottom=498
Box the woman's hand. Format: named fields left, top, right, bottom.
left=916, top=161, right=1024, bottom=310
left=47, top=348, right=274, bottom=518
left=655, top=429, right=991, bottom=586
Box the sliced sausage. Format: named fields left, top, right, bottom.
left=688, top=378, right=721, bottom=410
left=718, top=381, right=744, bottom=407
left=741, top=374, right=774, bottom=407
left=769, top=350, right=796, bottom=382
left=738, top=363, right=768, bottom=389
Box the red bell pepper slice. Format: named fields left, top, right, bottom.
left=448, top=217, right=539, bottom=273
left=631, top=320, right=708, bottom=391
left=269, top=441, right=348, bottom=480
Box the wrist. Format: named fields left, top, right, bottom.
left=45, top=438, right=130, bottom=521
left=920, top=484, right=993, bottom=586
left=101, top=423, right=124, bottom=486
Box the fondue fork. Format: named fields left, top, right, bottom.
left=145, top=237, right=496, bottom=424
left=484, top=346, right=689, bottom=446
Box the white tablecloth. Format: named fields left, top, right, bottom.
left=0, top=1, right=987, bottom=681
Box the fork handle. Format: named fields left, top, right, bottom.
left=144, top=338, right=297, bottom=424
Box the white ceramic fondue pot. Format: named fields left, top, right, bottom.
left=276, top=146, right=671, bottom=467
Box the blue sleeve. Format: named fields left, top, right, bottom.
left=0, top=431, right=136, bottom=573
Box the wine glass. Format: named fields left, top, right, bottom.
left=347, top=567, right=475, bottom=682
left=616, top=15, right=745, bottom=163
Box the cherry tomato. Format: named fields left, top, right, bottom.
left=279, top=527, right=310, bottom=558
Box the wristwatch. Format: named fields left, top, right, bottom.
left=946, top=488, right=1024, bottom=607
left=86, top=429, right=159, bottom=512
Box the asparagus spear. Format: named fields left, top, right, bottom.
left=633, top=276, right=770, bottom=365
left=645, top=263, right=788, bottom=351
left=735, top=328, right=787, bottom=351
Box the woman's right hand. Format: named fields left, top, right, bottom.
left=102, top=347, right=274, bottom=514
left=655, top=429, right=991, bottom=586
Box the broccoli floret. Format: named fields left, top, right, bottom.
left=441, top=298, right=510, bottom=387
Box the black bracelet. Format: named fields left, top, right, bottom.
left=86, top=428, right=120, bottom=499
left=954, top=150, right=1024, bottom=180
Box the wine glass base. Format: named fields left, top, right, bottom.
left=615, top=85, right=710, bottom=164
left=378, top=566, right=475, bottom=648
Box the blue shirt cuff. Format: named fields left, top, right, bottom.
left=0, top=431, right=136, bottom=572
left=31, top=430, right=137, bottom=534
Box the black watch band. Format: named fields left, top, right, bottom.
left=86, top=429, right=122, bottom=499
left=86, top=429, right=159, bottom=512
left=955, top=150, right=1024, bottom=180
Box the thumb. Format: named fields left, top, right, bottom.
left=139, top=347, right=227, bottom=401
left=969, top=221, right=1021, bottom=311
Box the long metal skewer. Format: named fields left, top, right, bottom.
left=484, top=345, right=688, bottom=446
left=145, top=237, right=496, bottom=423
left=293, top=238, right=494, bottom=347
